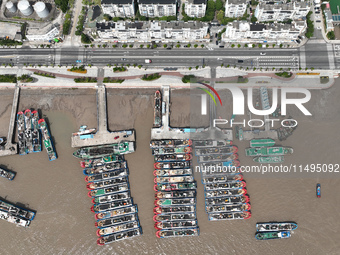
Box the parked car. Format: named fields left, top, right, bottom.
left=219, top=45, right=224, bottom=48
left=238, top=60, right=244, bottom=63
left=216, top=41, right=219, bottom=45
left=316, top=20, right=321, bottom=22
left=260, top=52, right=266, bottom=56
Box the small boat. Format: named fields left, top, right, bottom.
left=253, top=156, right=284, bottom=164
left=72, top=125, right=96, bottom=137
left=91, top=198, right=133, bottom=213
left=31, top=110, right=42, bottom=152
left=0, top=209, right=30, bottom=227
left=97, top=221, right=140, bottom=236
left=153, top=206, right=195, bottom=214
left=208, top=211, right=251, bottom=221
left=153, top=169, right=193, bottom=177
left=245, top=147, right=293, bottom=157
left=155, top=198, right=195, bottom=207
left=87, top=177, right=128, bottom=190
left=205, top=195, right=250, bottom=205
left=156, top=227, right=199, bottom=238
left=154, top=161, right=190, bottom=170
left=152, top=147, right=192, bottom=155
left=198, top=154, right=238, bottom=163
left=153, top=90, right=162, bottom=128
left=204, top=181, right=246, bottom=191
left=83, top=162, right=128, bottom=175
left=155, top=191, right=196, bottom=199
left=206, top=203, right=251, bottom=213
left=194, top=140, right=232, bottom=148
left=73, top=142, right=135, bottom=159
left=155, top=176, right=194, bottom=184
left=0, top=199, right=35, bottom=220
left=0, top=167, right=16, bottom=181
left=88, top=183, right=129, bottom=198
left=97, top=227, right=142, bottom=245
left=154, top=154, right=192, bottom=162
left=195, top=146, right=238, bottom=156
left=150, top=139, right=192, bottom=148
left=250, top=139, right=275, bottom=148
left=154, top=182, right=197, bottom=191
left=238, top=127, right=244, bottom=141
left=202, top=174, right=243, bottom=184
left=85, top=168, right=129, bottom=182
left=155, top=220, right=198, bottom=230
left=316, top=183, right=321, bottom=198
left=95, top=205, right=137, bottom=220
left=92, top=191, right=131, bottom=204
left=255, top=231, right=291, bottom=240
left=205, top=189, right=248, bottom=198
left=96, top=213, right=138, bottom=228
left=80, top=155, right=125, bottom=168
left=256, top=222, right=298, bottom=232
left=38, top=119, right=57, bottom=161
left=153, top=213, right=196, bottom=222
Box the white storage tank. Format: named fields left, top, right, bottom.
left=6, top=1, right=17, bottom=13
left=33, top=2, right=49, bottom=18
left=18, top=0, right=33, bottom=16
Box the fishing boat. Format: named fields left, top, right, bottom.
left=97, top=228, right=142, bottom=245
left=198, top=154, right=238, bottom=163
left=250, top=139, right=275, bottom=148
left=97, top=221, right=140, bottom=237
left=153, top=206, right=196, bottom=214
left=92, top=191, right=131, bottom=204
left=95, top=213, right=138, bottom=228
left=152, top=147, right=192, bottom=155
left=155, top=191, right=196, bottom=199
left=205, top=189, right=248, bottom=198
left=80, top=155, right=125, bottom=168
left=150, top=139, right=192, bottom=148
left=95, top=205, right=138, bottom=220
left=17, top=111, right=28, bottom=155
left=238, top=127, right=244, bottom=141
left=316, top=183, right=321, bottom=198
left=202, top=174, right=243, bottom=184
left=201, top=160, right=241, bottom=168
left=208, top=211, right=251, bottom=221
left=155, top=176, right=194, bottom=184
left=0, top=167, right=16, bottom=181
left=31, top=110, right=42, bottom=152
left=253, top=156, right=284, bottom=163
left=0, top=209, right=30, bottom=227
left=205, top=196, right=250, bottom=206
left=153, top=169, right=193, bottom=177
left=256, top=222, right=298, bottom=232
left=85, top=168, right=129, bottom=182
left=24, top=109, right=34, bottom=153
left=154, top=161, right=190, bottom=169
left=153, top=213, right=196, bottom=222
left=195, top=146, right=238, bottom=156
left=0, top=199, right=35, bottom=220
left=73, top=142, right=135, bottom=159
left=154, top=182, right=197, bottom=191
left=154, top=154, right=192, bottom=162
left=87, top=177, right=128, bottom=190
left=83, top=162, right=128, bottom=175
left=204, top=181, right=246, bottom=191
left=206, top=203, right=251, bottom=213
left=255, top=231, right=291, bottom=240
left=153, top=90, right=162, bottom=128
left=245, top=147, right=293, bottom=157
left=91, top=198, right=133, bottom=213
left=194, top=140, right=232, bottom=148
left=156, top=227, right=199, bottom=238
left=72, top=125, right=96, bottom=137
left=155, top=220, right=198, bottom=230
left=88, top=183, right=129, bottom=198
left=38, top=119, right=57, bottom=161
left=154, top=198, right=195, bottom=207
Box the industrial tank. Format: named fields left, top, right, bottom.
left=33, top=2, right=49, bottom=18
left=5, top=1, right=17, bottom=13
left=18, top=0, right=33, bottom=16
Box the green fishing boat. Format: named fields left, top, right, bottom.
left=38, top=119, right=57, bottom=161
left=73, top=142, right=135, bottom=159
left=255, top=231, right=291, bottom=240
left=250, top=139, right=275, bottom=148
left=245, top=147, right=293, bottom=157
left=253, top=156, right=284, bottom=163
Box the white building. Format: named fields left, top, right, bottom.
left=26, top=26, right=60, bottom=41
left=184, top=0, right=207, bottom=18
left=222, top=20, right=307, bottom=43
left=254, top=1, right=310, bottom=22
left=101, top=0, right=135, bottom=18
left=225, top=0, right=247, bottom=18
left=138, top=0, right=177, bottom=17
left=95, top=21, right=209, bottom=43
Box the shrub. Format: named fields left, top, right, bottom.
left=141, top=73, right=161, bottom=81
left=0, top=75, right=17, bottom=83
left=182, top=75, right=196, bottom=83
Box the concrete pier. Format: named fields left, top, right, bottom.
left=0, top=86, right=19, bottom=156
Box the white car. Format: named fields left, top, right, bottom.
left=260, top=52, right=266, bottom=56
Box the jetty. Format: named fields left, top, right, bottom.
left=0, top=86, right=19, bottom=157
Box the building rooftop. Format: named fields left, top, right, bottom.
left=187, top=0, right=206, bottom=4
left=250, top=23, right=266, bottom=31
left=101, top=0, right=133, bottom=4
left=227, top=0, right=247, bottom=5
left=138, top=0, right=176, bottom=4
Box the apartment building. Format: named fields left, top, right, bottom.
left=101, top=0, right=135, bottom=18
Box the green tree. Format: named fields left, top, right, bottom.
left=216, top=0, right=223, bottom=10
left=237, top=44, right=241, bottom=48
left=163, top=44, right=167, bottom=48
left=217, top=10, right=225, bottom=22
left=201, top=44, right=204, bottom=48
left=327, top=31, right=335, bottom=40
left=187, top=44, right=191, bottom=48
left=129, top=44, right=133, bottom=48
left=176, top=44, right=180, bottom=48
left=81, top=33, right=91, bottom=44
left=251, top=16, right=257, bottom=23
left=231, top=44, right=235, bottom=48
left=194, top=44, right=198, bottom=48
left=258, top=44, right=262, bottom=48
left=122, top=44, right=127, bottom=48
left=147, top=44, right=150, bottom=48
left=140, top=44, right=144, bottom=48
left=279, top=44, right=283, bottom=48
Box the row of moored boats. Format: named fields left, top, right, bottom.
left=255, top=222, right=298, bottom=240
left=73, top=142, right=142, bottom=245
left=0, top=198, right=36, bottom=227
left=151, top=139, right=200, bottom=238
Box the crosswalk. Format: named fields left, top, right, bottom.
left=254, top=57, right=299, bottom=68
